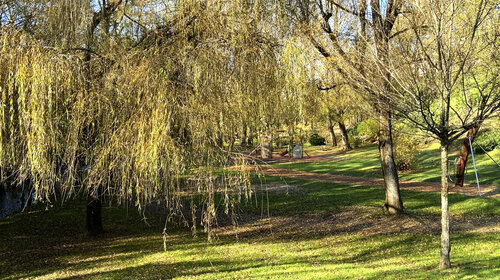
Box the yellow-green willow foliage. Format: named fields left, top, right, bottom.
left=0, top=30, right=84, bottom=199
left=280, top=36, right=310, bottom=123
left=0, top=0, right=287, bottom=236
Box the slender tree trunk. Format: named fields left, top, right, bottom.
left=370, top=1, right=404, bottom=214
left=215, top=130, right=224, bottom=147
left=338, top=121, right=352, bottom=151
left=80, top=1, right=123, bottom=236
left=247, top=129, right=254, bottom=147
left=379, top=111, right=404, bottom=214
left=328, top=117, right=337, bottom=147
left=241, top=125, right=248, bottom=147
left=86, top=191, right=103, bottom=235
left=226, top=134, right=236, bottom=164
left=439, top=143, right=451, bottom=269
left=261, top=134, right=273, bottom=159
left=83, top=40, right=104, bottom=236
left=454, top=125, right=481, bottom=187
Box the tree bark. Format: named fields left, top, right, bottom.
left=241, top=125, right=248, bottom=147
left=328, top=117, right=337, bottom=147
left=370, top=0, right=404, bottom=214
left=226, top=134, right=236, bottom=164
left=86, top=192, right=103, bottom=235
left=216, top=131, right=223, bottom=147
left=454, top=125, right=481, bottom=187
left=338, top=121, right=352, bottom=151
left=261, top=134, right=273, bottom=159
left=247, top=130, right=254, bottom=147
left=439, top=143, right=451, bottom=269
left=379, top=111, right=404, bottom=214
left=81, top=1, right=122, bottom=237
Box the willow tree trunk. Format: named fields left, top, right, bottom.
left=338, top=121, right=351, bottom=151
left=379, top=111, right=404, bottom=214
left=226, top=134, right=236, bottom=164
left=261, top=135, right=272, bottom=159
left=80, top=0, right=122, bottom=236
left=247, top=130, right=254, bottom=147
left=454, top=125, right=480, bottom=187
left=86, top=192, right=103, bottom=235
left=439, top=143, right=451, bottom=269
left=83, top=56, right=103, bottom=235
left=241, top=125, right=248, bottom=147
left=328, top=117, right=337, bottom=147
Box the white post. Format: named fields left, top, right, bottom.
left=468, top=136, right=482, bottom=196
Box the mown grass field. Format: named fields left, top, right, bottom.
left=274, top=143, right=500, bottom=187
left=1, top=174, right=499, bottom=279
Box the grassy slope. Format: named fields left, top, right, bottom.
left=274, top=144, right=500, bottom=186
left=253, top=177, right=500, bottom=216
left=1, top=177, right=499, bottom=280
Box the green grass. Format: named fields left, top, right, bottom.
left=274, top=145, right=382, bottom=178
left=251, top=176, right=500, bottom=216
left=274, top=144, right=500, bottom=186
left=1, top=176, right=499, bottom=279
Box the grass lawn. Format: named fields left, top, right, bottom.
left=1, top=176, right=499, bottom=279
left=273, top=144, right=500, bottom=186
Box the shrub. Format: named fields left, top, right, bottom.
left=273, top=136, right=290, bottom=149
left=473, top=130, right=500, bottom=154
left=394, top=133, right=421, bottom=171
left=348, top=134, right=363, bottom=148
left=352, top=119, right=378, bottom=141
left=309, top=133, right=326, bottom=146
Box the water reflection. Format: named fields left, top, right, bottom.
left=0, top=188, right=34, bottom=220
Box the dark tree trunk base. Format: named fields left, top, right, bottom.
left=328, top=117, right=337, bottom=147
left=439, top=260, right=451, bottom=270
left=86, top=195, right=103, bottom=235
left=383, top=203, right=404, bottom=214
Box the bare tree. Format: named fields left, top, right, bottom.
left=384, top=0, right=499, bottom=268
left=287, top=0, right=405, bottom=213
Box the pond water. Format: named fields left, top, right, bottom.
left=0, top=188, right=34, bottom=220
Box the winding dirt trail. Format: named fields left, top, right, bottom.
left=259, top=165, right=499, bottom=198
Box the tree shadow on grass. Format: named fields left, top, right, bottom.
left=1, top=176, right=499, bottom=279
left=0, top=202, right=171, bottom=279
left=361, top=256, right=500, bottom=280
left=248, top=176, right=499, bottom=218
left=9, top=232, right=496, bottom=280
left=247, top=177, right=385, bottom=215
left=52, top=258, right=310, bottom=280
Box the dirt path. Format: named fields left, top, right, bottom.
left=259, top=165, right=499, bottom=198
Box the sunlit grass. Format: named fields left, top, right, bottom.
left=1, top=177, right=499, bottom=279
left=274, top=144, right=500, bottom=186
left=24, top=234, right=499, bottom=279
left=253, top=176, right=500, bottom=216
left=1, top=210, right=498, bottom=280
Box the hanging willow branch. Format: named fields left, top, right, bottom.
left=0, top=0, right=290, bottom=238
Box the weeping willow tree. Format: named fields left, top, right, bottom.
left=280, top=36, right=313, bottom=125
left=0, top=0, right=287, bottom=237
